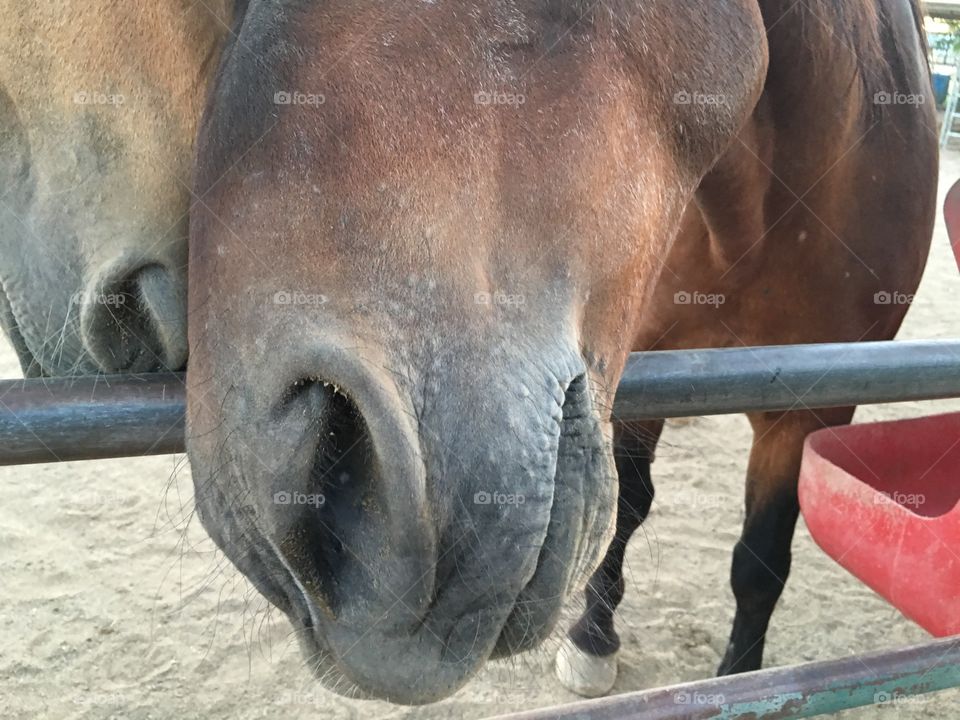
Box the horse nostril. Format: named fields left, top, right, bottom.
left=79, top=264, right=187, bottom=373
left=274, top=379, right=375, bottom=614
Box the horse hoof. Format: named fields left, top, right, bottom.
left=554, top=637, right=618, bottom=697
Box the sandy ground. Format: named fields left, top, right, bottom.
left=2, top=152, right=960, bottom=720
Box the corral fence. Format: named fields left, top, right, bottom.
left=2, top=338, right=960, bottom=718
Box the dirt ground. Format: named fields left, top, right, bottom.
left=1, top=150, right=960, bottom=720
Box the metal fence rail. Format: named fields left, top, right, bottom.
left=617, top=339, right=960, bottom=418
left=488, top=634, right=960, bottom=720
left=0, top=372, right=183, bottom=464
left=1, top=340, right=959, bottom=465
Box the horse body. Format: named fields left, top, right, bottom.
left=0, top=2, right=230, bottom=375
left=561, top=0, right=937, bottom=695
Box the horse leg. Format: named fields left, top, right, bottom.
left=556, top=419, right=664, bottom=697
left=717, top=407, right=855, bottom=676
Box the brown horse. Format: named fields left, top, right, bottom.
left=186, top=0, right=935, bottom=705
left=556, top=0, right=936, bottom=695
left=0, top=2, right=231, bottom=376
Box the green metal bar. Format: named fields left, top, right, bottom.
left=488, top=635, right=960, bottom=719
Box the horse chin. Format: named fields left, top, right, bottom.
left=296, top=631, right=374, bottom=701
left=294, top=583, right=571, bottom=704
left=298, top=610, right=564, bottom=704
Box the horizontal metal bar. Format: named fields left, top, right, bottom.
left=487, top=634, right=960, bottom=720
left=614, top=340, right=960, bottom=420
left=0, top=373, right=185, bottom=465
left=1, top=340, right=959, bottom=465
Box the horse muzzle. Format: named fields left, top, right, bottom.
left=187, top=338, right=616, bottom=703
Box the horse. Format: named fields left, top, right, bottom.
left=0, top=1, right=232, bottom=376
left=186, top=0, right=935, bottom=705
left=554, top=0, right=936, bottom=695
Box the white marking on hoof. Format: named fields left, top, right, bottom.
left=554, top=636, right=618, bottom=697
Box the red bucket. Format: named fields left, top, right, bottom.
left=799, top=412, right=960, bottom=636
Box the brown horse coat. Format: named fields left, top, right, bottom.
left=0, top=2, right=231, bottom=375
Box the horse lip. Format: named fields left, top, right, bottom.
left=492, top=371, right=614, bottom=656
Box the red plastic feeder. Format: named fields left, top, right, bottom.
left=799, top=412, right=960, bottom=636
